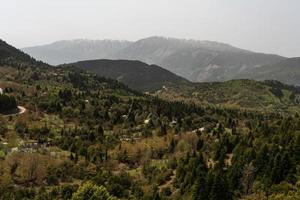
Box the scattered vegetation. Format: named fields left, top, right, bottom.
left=1, top=40, right=300, bottom=200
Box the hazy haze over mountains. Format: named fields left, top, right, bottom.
left=4, top=0, right=300, bottom=57
left=239, top=57, right=300, bottom=86
left=23, top=39, right=132, bottom=65
left=23, top=36, right=285, bottom=82
left=112, top=37, right=285, bottom=82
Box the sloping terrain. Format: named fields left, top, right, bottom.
left=23, top=39, right=132, bottom=65
left=155, top=79, right=300, bottom=113
left=69, top=59, right=188, bottom=91
left=114, top=37, right=284, bottom=82
left=2, top=39, right=300, bottom=200
left=238, top=57, right=300, bottom=86
left=23, top=36, right=285, bottom=82
left=0, top=39, right=34, bottom=62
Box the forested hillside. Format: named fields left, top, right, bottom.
left=155, top=79, right=300, bottom=114
left=69, top=59, right=188, bottom=91
left=1, top=40, right=300, bottom=200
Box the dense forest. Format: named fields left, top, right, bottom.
left=1, top=40, right=300, bottom=200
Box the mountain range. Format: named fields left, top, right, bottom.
left=1, top=37, right=298, bottom=113
left=23, top=36, right=288, bottom=83
left=22, top=39, right=131, bottom=65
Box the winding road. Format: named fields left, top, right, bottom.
left=17, top=106, right=26, bottom=115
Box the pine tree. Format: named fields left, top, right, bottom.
left=192, top=175, right=207, bottom=200
left=208, top=172, right=231, bottom=200
left=168, top=139, right=176, bottom=153
left=196, top=139, right=204, bottom=151
left=254, top=145, right=268, bottom=175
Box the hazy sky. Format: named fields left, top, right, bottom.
left=1, top=0, right=299, bottom=57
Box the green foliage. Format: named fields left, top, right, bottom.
left=0, top=94, right=17, bottom=113
left=71, top=182, right=117, bottom=200
left=3, top=40, right=300, bottom=200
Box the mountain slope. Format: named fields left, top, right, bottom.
left=0, top=39, right=48, bottom=71
left=3, top=39, right=300, bottom=200
left=23, top=39, right=132, bottom=65
left=155, top=79, right=300, bottom=113
left=114, top=37, right=285, bottom=82
left=0, top=39, right=33, bottom=62
left=69, top=59, right=189, bottom=91
left=23, top=36, right=285, bottom=82
left=239, top=57, right=300, bottom=86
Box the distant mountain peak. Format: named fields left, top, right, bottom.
left=136, top=36, right=248, bottom=53
left=22, top=36, right=286, bottom=83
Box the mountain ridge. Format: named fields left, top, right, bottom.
left=238, top=57, right=300, bottom=86
left=22, top=39, right=132, bottom=65
left=68, top=59, right=189, bottom=91
left=22, top=36, right=286, bottom=83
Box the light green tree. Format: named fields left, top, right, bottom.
left=72, top=181, right=117, bottom=200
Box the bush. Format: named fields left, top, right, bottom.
left=161, top=187, right=172, bottom=197
left=72, top=181, right=117, bottom=200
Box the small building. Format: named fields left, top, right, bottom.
left=144, top=119, right=150, bottom=124
left=11, top=147, right=19, bottom=153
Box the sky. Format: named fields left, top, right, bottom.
left=0, top=0, right=300, bottom=57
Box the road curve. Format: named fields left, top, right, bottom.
left=17, top=106, right=26, bottom=115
